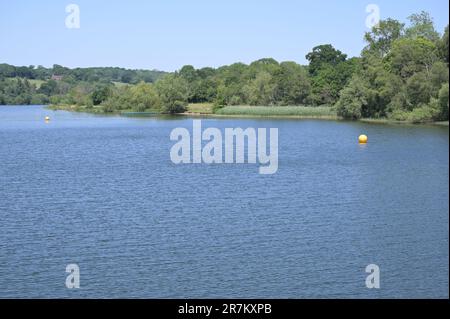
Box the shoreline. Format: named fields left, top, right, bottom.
left=43, top=104, right=449, bottom=126
left=180, top=112, right=340, bottom=121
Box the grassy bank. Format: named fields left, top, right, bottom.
left=207, top=105, right=337, bottom=118
left=186, top=104, right=448, bottom=124
left=48, top=103, right=448, bottom=125
left=185, top=103, right=337, bottom=118
left=50, top=103, right=338, bottom=119
left=185, top=103, right=214, bottom=114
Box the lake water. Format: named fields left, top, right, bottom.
left=0, top=105, right=448, bottom=298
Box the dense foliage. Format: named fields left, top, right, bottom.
left=336, top=12, right=449, bottom=122
left=0, top=64, right=166, bottom=83
left=1, top=11, right=448, bottom=122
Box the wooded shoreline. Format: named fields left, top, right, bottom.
left=2, top=11, right=448, bottom=125
left=47, top=103, right=449, bottom=126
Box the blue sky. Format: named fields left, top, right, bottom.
left=0, top=0, right=448, bottom=71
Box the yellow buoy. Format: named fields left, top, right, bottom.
left=359, top=134, right=368, bottom=144
left=45, top=116, right=50, bottom=121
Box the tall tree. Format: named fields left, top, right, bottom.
left=405, top=11, right=440, bottom=42
left=155, top=74, right=189, bottom=113
left=274, top=62, right=310, bottom=105
left=364, top=18, right=405, bottom=57
left=305, top=44, right=347, bottom=76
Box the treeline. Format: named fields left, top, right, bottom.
left=0, top=53, right=355, bottom=113
left=0, top=64, right=166, bottom=83
left=0, top=64, right=166, bottom=105
left=100, top=55, right=354, bottom=114
left=0, top=11, right=448, bottom=122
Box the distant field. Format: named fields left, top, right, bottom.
left=28, top=79, right=45, bottom=88
left=186, top=103, right=213, bottom=114
left=214, top=105, right=337, bottom=118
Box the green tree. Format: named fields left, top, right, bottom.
left=179, top=65, right=197, bottom=82
left=155, top=74, right=189, bottom=113
left=438, top=83, right=449, bottom=120
left=305, top=44, right=347, bottom=76
left=387, top=37, right=438, bottom=79
left=275, top=62, right=311, bottom=105
left=336, top=76, right=370, bottom=119
left=364, top=18, right=405, bottom=57
left=406, top=71, right=433, bottom=107
left=91, top=85, right=112, bottom=105
left=0, top=64, right=16, bottom=78
left=429, top=61, right=449, bottom=92
left=438, top=25, right=449, bottom=64
left=405, top=11, right=440, bottom=42
left=214, top=63, right=248, bottom=105
left=38, top=80, right=58, bottom=96
left=243, top=71, right=276, bottom=105
left=128, top=82, right=161, bottom=111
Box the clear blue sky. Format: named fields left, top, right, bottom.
left=0, top=0, right=448, bottom=71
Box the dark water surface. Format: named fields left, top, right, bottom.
left=0, top=105, right=448, bottom=298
